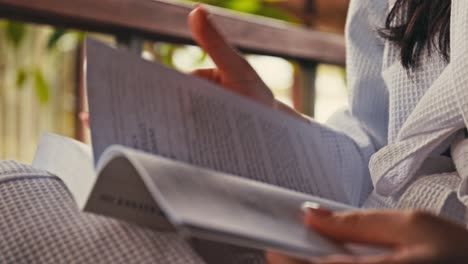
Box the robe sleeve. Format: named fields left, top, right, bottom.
left=309, top=0, right=389, bottom=205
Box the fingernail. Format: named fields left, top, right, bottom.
left=301, top=202, right=332, bottom=217
left=195, top=3, right=207, bottom=13
left=190, top=3, right=203, bottom=15
left=301, top=201, right=320, bottom=212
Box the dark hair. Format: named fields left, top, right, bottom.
left=380, top=0, right=451, bottom=69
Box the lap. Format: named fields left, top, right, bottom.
left=0, top=161, right=203, bottom=264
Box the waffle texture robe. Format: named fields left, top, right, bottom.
left=330, top=0, right=468, bottom=223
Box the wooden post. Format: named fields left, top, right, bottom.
left=299, top=0, right=318, bottom=117
left=303, top=0, right=316, bottom=27
left=297, top=61, right=318, bottom=117
left=116, top=33, right=144, bottom=55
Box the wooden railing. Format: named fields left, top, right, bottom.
left=0, top=0, right=346, bottom=133
left=0, top=0, right=345, bottom=64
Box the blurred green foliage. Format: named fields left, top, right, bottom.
left=185, top=0, right=296, bottom=23
left=6, top=21, right=27, bottom=48
left=47, top=28, right=67, bottom=50
left=158, top=43, right=178, bottom=68
left=15, top=68, right=28, bottom=89
left=34, top=68, right=50, bottom=104
left=1, top=21, right=83, bottom=104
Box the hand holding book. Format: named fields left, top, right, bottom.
left=189, top=6, right=305, bottom=120
left=267, top=209, right=468, bottom=264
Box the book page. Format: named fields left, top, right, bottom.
left=86, top=154, right=174, bottom=231
left=87, top=146, right=354, bottom=259
left=86, top=38, right=352, bottom=204
left=32, top=133, right=95, bottom=209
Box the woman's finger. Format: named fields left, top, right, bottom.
left=317, top=254, right=413, bottom=264
left=265, top=252, right=310, bottom=264
left=304, top=209, right=418, bottom=247
left=188, top=6, right=255, bottom=80
left=191, top=68, right=221, bottom=83
left=265, top=251, right=411, bottom=264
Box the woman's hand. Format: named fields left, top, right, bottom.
left=267, top=208, right=468, bottom=264
left=188, top=6, right=304, bottom=120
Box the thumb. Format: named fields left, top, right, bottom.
left=305, top=209, right=413, bottom=247
left=188, top=6, right=255, bottom=80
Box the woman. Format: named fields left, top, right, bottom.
left=188, top=0, right=468, bottom=262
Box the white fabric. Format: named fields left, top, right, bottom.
left=322, top=0, right=468, bottom=223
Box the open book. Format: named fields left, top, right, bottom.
left=34, top=133, right=354, bottom=259
left=34, top=38, right=382, bottom=260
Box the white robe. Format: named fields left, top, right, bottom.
left=331, top=0, right=468, bottom=223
